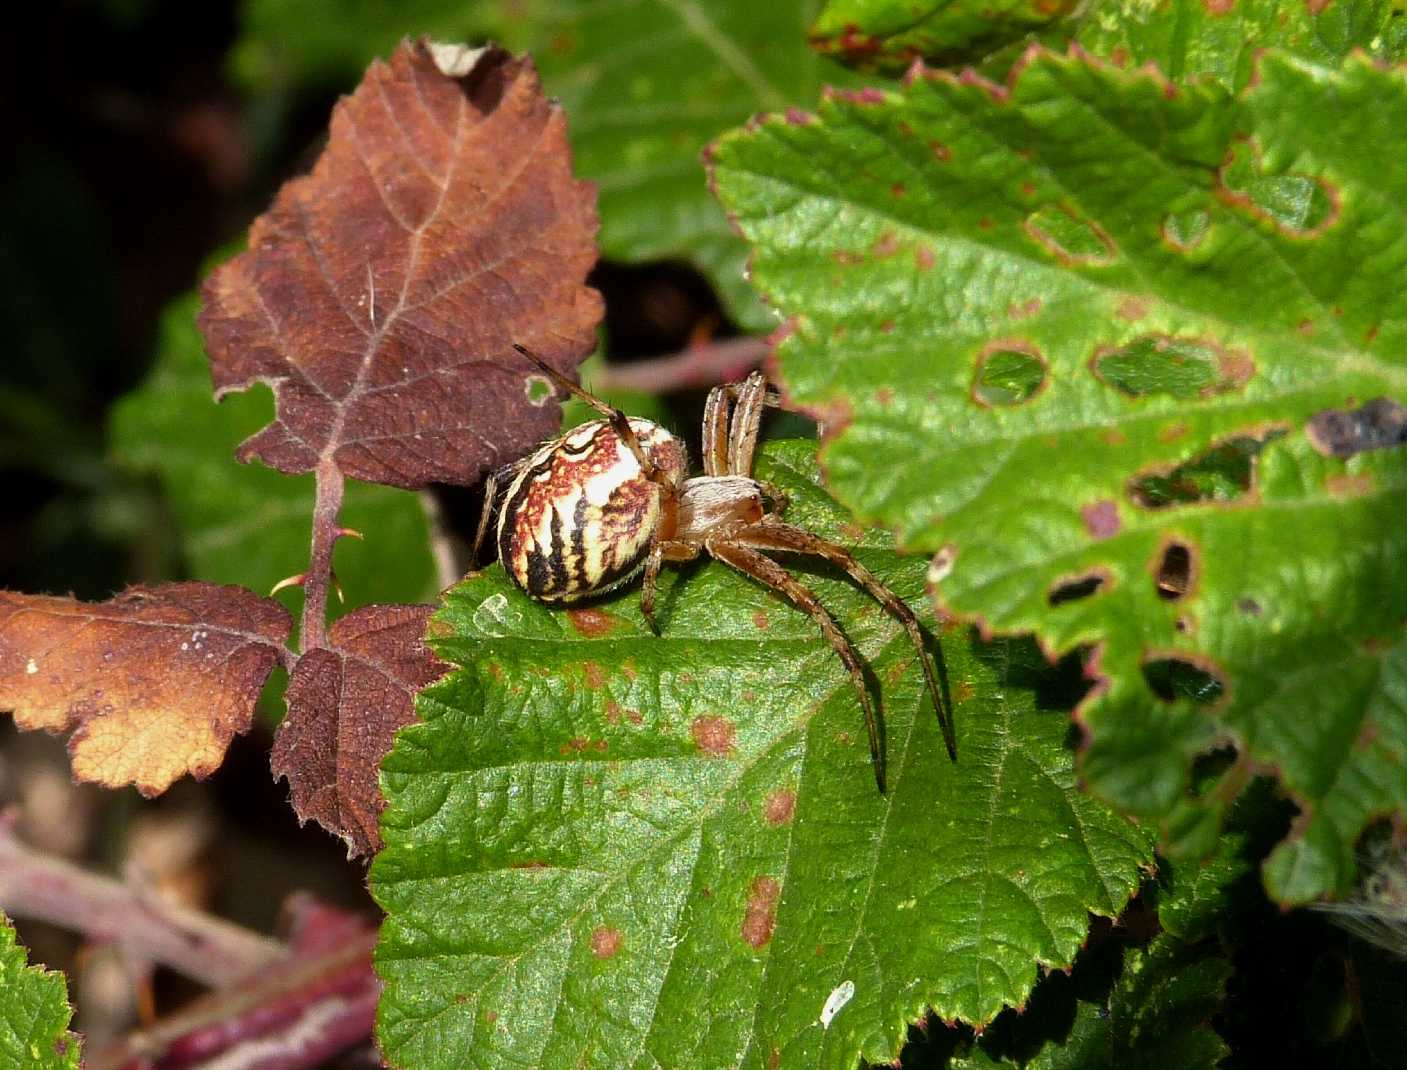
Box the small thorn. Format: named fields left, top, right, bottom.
left=270, top=573, right=307, bottom=596
left=335, top=526, right=365, bottom=541
left=331, top=570, right=345, bottom=605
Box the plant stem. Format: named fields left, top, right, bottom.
left=301, top=459, right=346, bottom=652
left=0, top=812, right=286, bottom=987
left=593, top=336, right=768, bottom=395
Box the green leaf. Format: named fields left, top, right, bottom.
left=111, top=293, right=438, bottom=611
left=708, top=51, right=1407, bottom=904
left=1075, top=0, right=1407, bottom=92
left=0, top=914, right=81, bottom=1070
left=372, top=439, right=1151, bottom=1070
left=810, top=0, right=1077, bottom=70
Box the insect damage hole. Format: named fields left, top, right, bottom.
left=1048, top=570, right=1109, bottom=606
left=1154, top=542, right=1194, bottom=601
left=1142, top=656, right=1225, bottom=705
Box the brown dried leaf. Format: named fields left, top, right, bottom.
left=273, top=604, right=447, bottom=857
left=0, top=584, right=291, bottom=795
left=200, top=40, right=601, bottom=490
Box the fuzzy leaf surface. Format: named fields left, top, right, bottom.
left=200, top=41, right=600, bottom=491
left=112, top=293, right=438, bottom=607
left=0, top=583, right=290, bottom=794
left=372, top=440, right=1151, bottom=1070
left=710, top=51, right=1407, bottom=903
left=274, top=603, right=449, bottom=856
left=0, top=914, right=80, bottom=1070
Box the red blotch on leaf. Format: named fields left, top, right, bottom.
left=691, top=715, right=736, bottom=757
left=272, top=603, right=448, bottom=857
left=567, top=607, right=618, bottom=638
left=742, top=875, right=781, bottom=949
left=590, top=925, right=623, bottom=958
left=763, top=789, right=796, bottom=826
left=199, top=42, right=601, bottom=491
left=1081, top=500, right=1122, bottom=539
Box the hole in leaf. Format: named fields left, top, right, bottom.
left=1093, top=336, right=1251, bottom=400
left=1048, top=571, right=1108, bottom=606
left=1220, top=141, right=1337, bottom=235
left=973, top=345, right=1047, bottom=406
left=524, top=375, right=553, bottom=405
left=1306, top=397, right=1407, bottom=458
left=1143, top=657, right=1225, bottom=705
left=1162, top=209, right=1211, bottom=251
left=1128, top=432, right=1284, bottom=509
left=1023, top=205, right=1117, bottom=265
left=1154, top=543, right=1194, bottom=600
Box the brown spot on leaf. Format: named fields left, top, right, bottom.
left=274, top=603, right=448, bottom=856
left=1104, top=428, right=1128, bottom=445
left=1306, top=0, right=1331, bottom=13
left=581, top=661, right=607, bottom=689
left=741, top=875, right=781, bottom=949
left=0, top=583, right=290, bottom=798
left=752, top=610, right=770, bottom=631
left=832, top=250, right=864, bottom=266
left=872, top=230, right=901, bottom=259
left=692, top=715, right=736, bottom=757
left=768, top=1049, right=781, bottom=1070
left=1008, top=298, right=1042, bottom=320
left=930, top=140, right=952, bottom=161
left=1205, top=0, right=1234, bottom=13
left=1159, top=422, right=1190, bottom=443
left=198, top=43, right=601, bottom=490
left=914, top=245, right=936, bottom=271
left=1081, top=500, right=1121, bottom=539
left=890, top=183, right=907, bottom=198
left=1325, top=472, right=1375, bottom=498
left=591, top=925, right=623, bottom=958
left=763, top=789, right=796, bottom=826
left=1307, top=398, right=1407, bottom=458
left=1117, top=296, right=1150, bottom=320
left=955, top=679, right=975, bottom=703
left=485, top=1010, right=499, bottom=1023
left=567, top=607, right=619, bottom=638
left=876, top=386, right=894, bottom=407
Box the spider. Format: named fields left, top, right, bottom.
left=472, top=343, right=956, bottom=791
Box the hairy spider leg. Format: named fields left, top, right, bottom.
left=735, top=520, right=958, bottom=762
left=706, top=537, right=887, bottom=793
left=702, top=382, right=732, bottom=477
left=639, top=540, right=700, bottom=635
left=470, top=455, right=531, bottom=565
left=727, top=372, right=770, bottom=476
left=511, top=343, right=659, bottom=480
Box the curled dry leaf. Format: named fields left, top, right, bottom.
left=0, top=583, right=291, bottom=795
left=199, top=40, right=601, bottom=490
left=273, top=604, right=448, bottom=857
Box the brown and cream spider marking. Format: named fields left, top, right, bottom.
left=473, top=343, right=956, bottom=791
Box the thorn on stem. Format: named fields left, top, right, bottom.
left=335, top=527, right=365, bottom=541
left=270, top=573, right=307, bottom=596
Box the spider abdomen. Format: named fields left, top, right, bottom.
left=498, top=418, right=687, bottom=602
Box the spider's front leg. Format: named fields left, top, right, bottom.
left=735, top=520, right=957, bottom=762
left=639, top=537, right=698, bottom=635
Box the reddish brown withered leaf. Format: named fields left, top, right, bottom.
left=200, top=40, right=601, bottom=490
left=0, top=584, right=291, bottom=794
left=273, top=604, right=448, bottom=856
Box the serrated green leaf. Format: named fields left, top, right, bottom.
left=709, top=51, right=1407, bottom=904
left=810, top=0, right=1076, bottom=70
left=372, top=439, right=1151, bottom=1070
left=111, top=293, right=437, bottom=610
left=0, top=914, right=81, bottom=1070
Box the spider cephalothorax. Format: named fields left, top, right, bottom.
left=474, top=344, right=957, bottom=790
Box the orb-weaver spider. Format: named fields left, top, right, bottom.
left=472, top=344, right=956, bottom=791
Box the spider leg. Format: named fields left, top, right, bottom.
left=640, top=539, right=698, bottom=634
left=726, top=372, right=769, bottom=476
left=470, top=456, right=529, bottom=566
left=733, top=521, right=957, bottom=762
left=511, top=343, right=659, bottom=479
left=706, top=537, right=886, bottom=793
left=702, top=383, right=731, bottom=477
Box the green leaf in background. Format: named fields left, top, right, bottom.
left=372, top=440, right=1151, bottom=1070
left=111, top=293, right=439, bottom=612
left=0, top=914, right=81, bottom=1070
left=1075, top=0, right=1407, bottom=92
left=708, top=51, right=1407, bottom=904
left=810, top=0, right=1077, bottom=71
left=233, top=0, right=863, bottom=331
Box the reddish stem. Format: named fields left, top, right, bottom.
left=301, top=460, right=346, bottom=652
left=593, top=336, right=768, bottom=395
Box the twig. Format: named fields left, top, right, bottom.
left=592, top=336, right=768, bottom=395
left=86, top=929, right=379, bottom=1070
left=0, top=811, right=287, bottom=987
left=301, top=460, right=346, bottom=651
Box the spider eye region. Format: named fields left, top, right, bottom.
left=499, top=418, right=686, bottom=602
